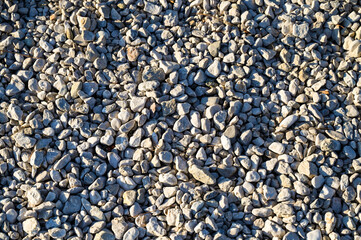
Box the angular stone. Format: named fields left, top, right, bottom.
left=189, top=164, right=216, bottom=185
left=297, top=161, right=318, bottom=178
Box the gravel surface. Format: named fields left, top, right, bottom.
left=0, top=0, right=361, bottom=239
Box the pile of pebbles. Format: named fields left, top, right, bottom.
left=1, top=0, right=361, bottom=239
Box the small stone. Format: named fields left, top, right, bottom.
left=23, top=218, right=40, bottom=237
left=319, top=185, right=336, bottom=199
left=161, top=99, right=176, bottom=116
left=123, top=190, right=137, bottom=206
left=49, top=228, right=66, bottom=239
left=217, top=164, right=237, bottom=178
left=189, top=164, right=216, bottom=185
left=159, top=151, right=173, bottom=163
left=297, top=161, right=318, bottom=178
left=8, top=103, right=23, bottom=121
left=279, top=115, right=298, bottom=130
left=268, top=142, right=286, bottom=154
left=5, top=75, right=25, bottom=96
left=111, top=217, right=128, bottom=239
left=293, top=23, right=309, bottom=38
left=159, top=60, right=180, bottom=74
left=245, top=171, right=260, bottom=182
left=130, top=97, right=147, bottom=112
left=320, top=139, right=341, bottom=152
left=159, top=172, right=178, bottom=186
left=30, top=150, right=44, bottom=168
left=71, top=82, right=82, bottom=98
left=94, top=230, right=115, bottom=240
left=83, top=82, right=99, bottom=96
left=221, top=135, right=232, bottom=150
left=146, top=217, right=166, bottom=237
left=144, top=1, right=162, bottom=15
left=306, top=229, right=322, bottom=240
left=142, top=66, right=165, bottom=82
left=173, top=116, right=191, bottom=132
left=127, top=47, right=139, bottom=61
left=63, top=196, right=81, bottom=214
left=263, top=220, right=285, bottom=238
left=26, top=188, right=43, bottom=207
left=208, top=41, right=221, bottom=57
left=123, top=227, right=139, bottom=240
left=206, top=59, right=221, bottom=78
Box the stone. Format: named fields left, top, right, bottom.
left=319, top=185, right=336, bottom=199
left=159, top=151, right=173, bottom=163
left=8, top=103, right=23, bottom=121
left=206, top=59, right=221, bottom=78
left=130, top=97, right=147, bottom=112
left=123, top=227, right=139, bottom=240
left=63, top=196, right=81, bottom=214
left=94, top=230, right=115, bottom=240
left=298, top=161, right=318, bottom=178
left=306, top=229, right=322, bottom=240
left=23, top=218, right=40, bottom=237
left=146, top=217, right=166, bottom=237
left=71, top=82, right=82, bottom=98
left=27, top=188, right=43, bottom=207
left=189, top=164, right=216, bottom=185
left=161, top=99, right=176, bottom=116
left=293, top=23, right=309, bottom=38
left=127, top=47, right=139, bottom=61
left=49, top=228, right=66, bottom=239
left=208, top=41, right=221, bottom=57
left=142, top=66, right=165, bottom=82
left=111, top=217, right=128, bottom=239
left=263, top=220, right=285, bottom=238
left=279, top=115, right=298, bottom=130
left=268, top=142, right=286, bottom=154
left=123, top=190, right=137, bottom=206
left=173, top=116, right=191, bottom=132
left=144, top=1, right=162, bottom=15
left=6, top=75, right=25, bottom=96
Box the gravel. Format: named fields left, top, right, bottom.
left=0, top=0, right=360, bottom=239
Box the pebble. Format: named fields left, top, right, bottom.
left=23, top=218, right=40, bottom=237
left=189, top=164, right=216, bottom=185
left=306, top=229, right=322, bottom=240
left=268, top=142, right=286, bottom=154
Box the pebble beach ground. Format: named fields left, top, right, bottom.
left=1, top=0, right=361, bottom=239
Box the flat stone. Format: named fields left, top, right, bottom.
left=63, top=196, right=81, bottom=214
left=142, top=66, right=165, bottom=82
left=279, top=115, right=298, bottom=130
left=189, top=164, right=216, bottom=185
left=144, top=1, right=162, bottom=15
